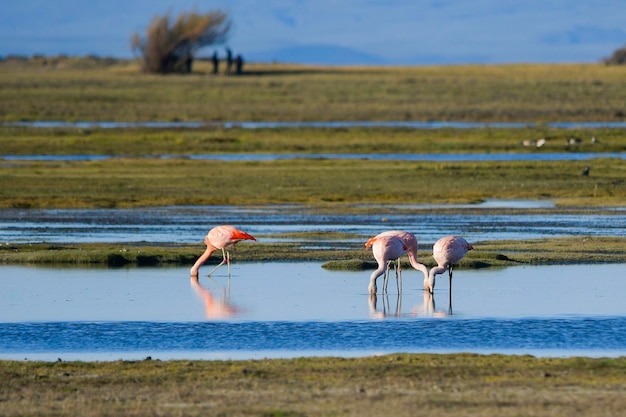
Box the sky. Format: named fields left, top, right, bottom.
left=1, top=0, right=625, bottom=65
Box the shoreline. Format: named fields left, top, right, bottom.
left=2, top=235, right=626, bottom=268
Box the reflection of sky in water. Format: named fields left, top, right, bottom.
left=1, top=263, right=626, bottom=361
left=1, top=203, right=625, bottom=245
left=4, top=263, right=625, bottom=322
left=7, top=121, right=626, bottom=129
left=3, top=152, right=626, bottom=162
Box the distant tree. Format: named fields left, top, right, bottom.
left=131, top=10, right=230, bottom=74
left=603, top=44, right=626, bottom=65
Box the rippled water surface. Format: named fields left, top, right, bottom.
left=2, top=200, right=626, bottom=361
left=2, top=204, right=626, bottom=245
left=1, top=263, right=626, bottom=361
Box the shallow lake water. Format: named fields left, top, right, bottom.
left=3, top=152, right=626, bottom=162
left=4, top=120, right=626, bottom=163
left=3, top=120, right=625, bottom=361
left=2, top=203, right=626, bottom=245
left=7, top=120, right=626, bottom=129
left=1, top=262, right=626, bottom=361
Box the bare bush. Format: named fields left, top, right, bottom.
left=131, top=10, right=230, bottom=74
left=602, top=44, right=626, bottom=65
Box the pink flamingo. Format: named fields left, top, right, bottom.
left=368, top=235, right=409, bottom=294
left=190, top=225, right=256, bottom=276
left=425, top=235, right=473, bottom=295
left=366, top=230, right=429, bottom=292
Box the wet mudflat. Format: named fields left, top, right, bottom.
left=1, top=262, right=625, bottom=361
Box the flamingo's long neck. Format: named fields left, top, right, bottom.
left=190, top=246, right=216, bottom=274
left=369, top=264, right=386, bottom=282
left=429, top=264, right=447, bottom=280
left=425, top=264, right=447, bottom=292
left=407, top=251, right=429, bottom=281
left=368, top=263, right=387, bottom=293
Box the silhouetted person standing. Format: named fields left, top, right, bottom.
left=225, top=47, right=233, bottom=74
left=235, top=54, right=244, bottom=74
left=211, top=51, right=219, bottom=74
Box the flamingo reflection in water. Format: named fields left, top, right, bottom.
left=365, top=230, right=429, bottom=294
left=409, top=292, right=449, bottom=317
left=190, top=276, right=239, bottom=319
left=190, top=225, right=256, bottom=276
left=368, top=293, right=403, bottom=319
left=369, top=292, right=449, bottom=318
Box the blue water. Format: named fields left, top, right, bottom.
left=2, top=204, right=626, bottom=245
left=3, top=120, right=625, bottom=163
left=2, top=318, right=626, bottom=360
left=3, top=152, right=626, bottom=162
left=1, top=263, right=626, bottom=361
left=6, top=120, right=626, bottom=129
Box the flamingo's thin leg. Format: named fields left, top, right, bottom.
left=225, top=249, right=231, bottom=275
left=448, top=266, right=454, bottom=315
left=206, top=249, right=228, bottom=276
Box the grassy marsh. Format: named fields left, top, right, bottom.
left=2, top=59, right=626, bottom=416
left=2, top=125, right=626, bottom=155
left=2, top=354, right=626, bottom=417
left=2, top=236, right=625, bottom=268
left=2, top=59, right=626, bottom=123
left=1, top=157, right=625, bottom=209
left=2, top=59, right=625, bottom=209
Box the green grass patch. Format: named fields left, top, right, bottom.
left=0, top=243, right=198, bottom=267
left=2, top=125, right=626, bottom=155
left=2, top=60, right=626, bottom=123
left=1, top=157, right=625, bottom=208
left=2, top=236, right=625, bottom=268
left=2, top=354, right=626, bottom=416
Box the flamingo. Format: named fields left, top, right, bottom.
left=368, top=235, right=409, bottom=294
left=190, top=225, right=256, bottom=276
left=425, top=235, right=473, bottom=295
left=365, top=230, right=429, bottom=292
